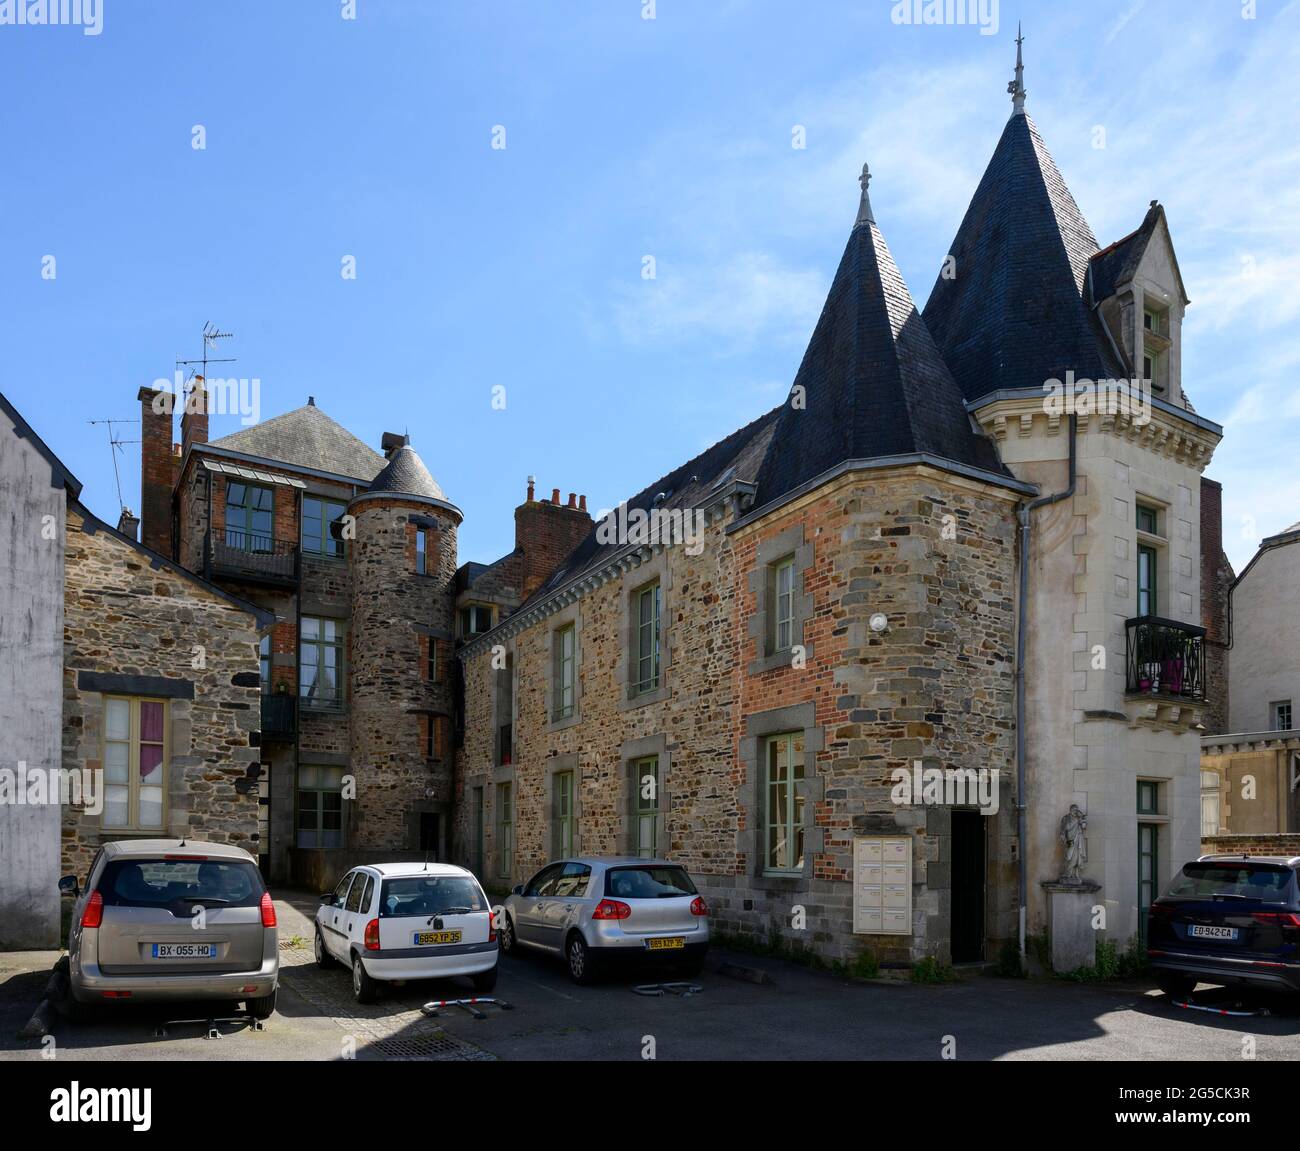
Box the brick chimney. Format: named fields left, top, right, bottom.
left=137, top=386, right=175, bottom=556
left=514, top=478, right=592, bottom=599
left=1200, top=477, right=1235, bottom=733
left=181, top=380, right=209, bottom=457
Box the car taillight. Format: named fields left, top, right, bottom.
left=80, top=891, right=103, bottom=929
left=1252, top=912, right=1300, bottom=927
left=488, top=912, right=497, bottom=944
left=260, top=891, right=277, bottom=928
left=690, top=896, right=709, bottom=917
left=1149, top=903, right=1176, bottom=918
left=364, top=918, right=381, bottom=950
left=592, top=899, right=631, bottom=920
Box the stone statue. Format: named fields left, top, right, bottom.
left=1058, top=804, right=1088, bottom=883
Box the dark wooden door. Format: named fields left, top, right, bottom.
left=951, top=810, right=985, bottom=963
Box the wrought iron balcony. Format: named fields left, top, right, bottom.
left=260, top=693, right=297, bottom=741
left=208, top=529, right=299, bottom=586
left=1125, top=615, right=1206, bottom=702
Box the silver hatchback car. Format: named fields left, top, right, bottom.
left=59, top=839, right=279, bottom=1019
left=500, top=857, right=709, bottom=984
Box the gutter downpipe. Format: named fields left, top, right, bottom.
left=1016, top=411, right=1077, bottom=955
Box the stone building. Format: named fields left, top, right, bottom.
left=1200, top=519, right=1300, bottom=845
left=0, top=391, right=269, bottom=947
left=452, top=51, right=1223, bottom=965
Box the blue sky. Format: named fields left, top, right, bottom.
left=1, top=0, right=1296, bottom=572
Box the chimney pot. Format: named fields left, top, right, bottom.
left=579, top=494, right=587, bottom=512
left=551, top=487, right=561, bottom=504
left=527, top=476, right=535, bottom=502
left=567, top=492, right=577, bottom=509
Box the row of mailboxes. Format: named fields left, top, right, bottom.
left=853, top=836, right=912, bottom=936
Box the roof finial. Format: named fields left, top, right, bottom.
left=855, top=162, right=874, bottom=227
left=1008, top=23, right=1026, bottom=116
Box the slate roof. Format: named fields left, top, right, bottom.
left=366, top=443, right=446, bottom=501
left=209, top=402, right=386, bottom=482
left=922, top=113, right=1124, bottom=402
left=751, top=190, right=1008, bottom=505
left=1088, top=201, right=1187, bottom=308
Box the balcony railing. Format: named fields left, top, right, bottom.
left=208, top=529, right=299, bottom=585
left=1125, top=615, right=1206, bottom=701
left=260, top=693, right=297, bottom=741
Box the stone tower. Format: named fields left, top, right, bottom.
left=347, top=435, right=461, bottom=857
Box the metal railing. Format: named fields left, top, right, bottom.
left=260, top=694, right=297, bottom=740
left=208, top=530, right=299, bottom=583
left=1125, top=615, right=1206, bottom=701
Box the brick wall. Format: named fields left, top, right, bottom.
left=1199, top=478, right=1233, bottom=733
left=137, top=387, right=175, bottom=556
left=514, top=489, right=592, bottom=600
left=61, top=505, right=264, bottom=878
left=1201, top=834, right=1300, bottom=855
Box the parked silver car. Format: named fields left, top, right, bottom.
left=59, top=839, right=279, bottom=1019
left=500, top=857, right=709, bottom=984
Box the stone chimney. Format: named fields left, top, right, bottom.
left=514, top=478, right=592, bottom=600
left=116, top=507, right=141, bottom=541
left=181, top=380, right=209, bottom=457
left=137, top=386, right=175, bottom=556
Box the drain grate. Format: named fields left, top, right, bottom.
left=366, top=1028, right=494, bottom=1062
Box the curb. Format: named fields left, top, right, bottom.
left=716, top=960, right=772, bottom=985
left=17, top=964, right=66, bottom=1040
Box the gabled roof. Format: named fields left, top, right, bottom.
left=1089, top=201, right=1188, bottom=307
left=209, top=401, right=385, bottom=483
left=0, top=389, right=82, bottom=498
left=752, top=171, right=1008, bottom=505
left=366, top=443, right=446, bottom=501
left=922, top=113, right=1123, bottom=402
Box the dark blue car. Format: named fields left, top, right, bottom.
left=1147, top=855, right=1300, bottom=998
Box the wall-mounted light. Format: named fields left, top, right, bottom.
left=869, top=612, right=889, bottom=633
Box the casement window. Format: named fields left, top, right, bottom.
left=102, top=696, right=167, bottom=830
left=460, top=605, right=493, bottom=638
left=423, top=715, right=447, bottom=761
left=1200, top=771, right=1221, bottom=839
left=297, top=765, right=343, bottom=848
left=633, top=756, right=659, bottom=859
left=225, top=482, right=273, bottom=551
left=633, top=582, right=661, bottom=695
left=426, top=637, right=437, bottom=683
left=772, top=556, right=795, bottom=652
left=552, top=770, right=575, bottom=858
left=764, top=732, right=806, bottom=875
left=1137, top=781, right=1162, bottom=945
left=1135, top=502, right=1161, bottom=618
left=1143, top=308, right=1161, bottom=335
left=553, top=623, right=576, bottom=720
left=497, top=782, right=514, bottom=878
left=300, top=617, right=345, bottom=707
left=415, top=528, right=428, bottom=575
left=1271, top=700, right=1293, bottom=731
left=259, top=633, right=271, bottom=694
left=301, top=496, right=347, bottom=557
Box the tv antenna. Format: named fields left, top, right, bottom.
left=176, top=321, right=236, bottom=396
left=87, top=416, right=140, bottom=514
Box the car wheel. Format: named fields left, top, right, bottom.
left=1155, top=972, right=1195, bottom=1000
left=314, top=928, right=334, bottom=968
left=352, top=954, right=379, bottom=1004
left=567, top=933, right=598, bottom=985
left=471, top=963, right=499, bottom=993
left=498, top=913, right=517, bottom=955
left=247, top=989, right=277, bottom=1020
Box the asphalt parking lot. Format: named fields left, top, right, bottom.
left=2, top=892, right=1299, bottom=1062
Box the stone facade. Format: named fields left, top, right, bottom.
left=61, top=503, right=267, bottom=880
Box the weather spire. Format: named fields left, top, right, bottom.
left=1008, top=23, right=1026, bottom=116
left=855, top=162, right=874, bottom=227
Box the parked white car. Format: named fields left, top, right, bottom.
left=314, top=862, right=498, bottom=1003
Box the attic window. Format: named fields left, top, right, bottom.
left=1143, top=308, right=1160, bottom=335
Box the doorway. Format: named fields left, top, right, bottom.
left=950, top=809, right=986, bottom=963
left=420, top=813, right=441, bottom=859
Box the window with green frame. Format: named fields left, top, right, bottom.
left=633, top=756, right=659, bottom=859
left=1137, top=543, right=1158, bottom=617
left=300, top=616, right=345, bottom=706
left=497, top=782, right=513, bottom=877
left=552, top=770, right=575, bottom=857
left=772, top=555, right=795, bottom=652
left=301, top=496, right=346, bottom=557
left=1138, top=821, right=1159, bottom=944
left=634, top=582, right=661, bottom=694
left=225, top=481, right=273, bottom=551
left=259, top=633, right=271, bottom=693
left=553, top=623, right=576, bottom=720
left=1137, top=779, right=1160, bottom=815
left=297, top=764, right=343, bottom=848
left=1136, top=503, right=1160, bottom=535
left=764, top=732, right=806, bottom=874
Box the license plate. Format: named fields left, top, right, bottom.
left=1189, top=924, right=1238, bottom=940
left=646, top=936, right=685, bottom=951
left=151, top=943, right=216, bottom=959
left=414, top=930, right=462, bottom=946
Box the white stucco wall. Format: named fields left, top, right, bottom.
left=0, top=404, right=67, bottom=948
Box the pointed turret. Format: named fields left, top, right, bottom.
left=753, top=164, right=1006, bottom=505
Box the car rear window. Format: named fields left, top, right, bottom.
left=379, top=875, right=487, bottom=917
left=605, top=866, right=697, bottom=899
left=98, top=858, right=265, bottom=909
left=1164, top=862, right=1295, bottom=902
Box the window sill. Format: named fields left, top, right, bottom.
left=548, top=709, right=581, bottom=732
left=620, top=683, right=669, bottom=712
left=748, top=646, right=812, bottom=676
